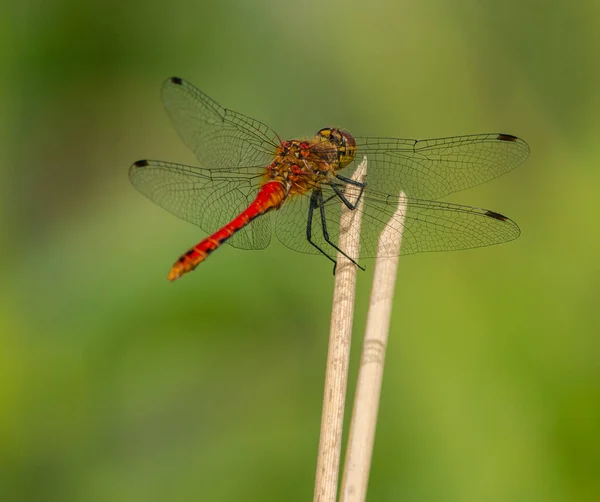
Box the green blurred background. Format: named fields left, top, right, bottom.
left=2, top=1, right=599, bottom=501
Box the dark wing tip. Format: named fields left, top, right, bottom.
left=169, top=76, right=184, bottom=85
left=132, top=159, right=150, bottom=168
left=497, top=133, right=519, bottom=142
left=484, top=210, right=509, bottom=221
left=483, top=209, right=521, bottom=242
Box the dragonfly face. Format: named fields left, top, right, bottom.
left=314, top=128, right=357, bottom=169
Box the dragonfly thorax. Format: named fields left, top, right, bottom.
left=266, top=129, right=358, bottom=196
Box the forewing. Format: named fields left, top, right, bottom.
left=338, top=133, right=529, bottom=200
left=129, top=160, right=271, bottom=250
left=162, top=77, right=281, bottom=169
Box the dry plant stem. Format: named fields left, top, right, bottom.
left=340, top=192, right=407, bottom=502
left=313, top=158, right=368, bottom=502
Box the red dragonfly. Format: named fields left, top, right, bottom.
left=130, top=77, right=529, bottom=281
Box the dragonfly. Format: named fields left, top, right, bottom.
left=130, top=77, right=529, bottom=281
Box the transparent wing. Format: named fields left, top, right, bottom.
left=129, top=160, right=271, bottom=250
left=161, top=77, right=281, bottom=169
left=334, top=133, right=529, bottom=200
left=275, top=183, right=520, bottom=259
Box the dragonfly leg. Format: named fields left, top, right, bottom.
left=330, top=174, right=367, bottom=210
left=316, top=191, right=365, bottom=271
left=307, top=191, right=338, bottom=270
left=335, top=173, right=366, bottom=188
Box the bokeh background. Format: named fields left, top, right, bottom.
left=2, top=1, right=599, bottom=501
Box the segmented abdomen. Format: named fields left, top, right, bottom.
left=167, top=181, right=286, bottom=281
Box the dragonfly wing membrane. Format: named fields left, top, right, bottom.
left=346, top=133, right=529, bottom=200
left=129, top=160, right=271, bottom=250
left=162, top=77, right=280, bottom=170
left=357, top=192, right=521, bottom=257
left=275, top=194, right=315, bottom=255
left=275, top=184, right=520, bottom=260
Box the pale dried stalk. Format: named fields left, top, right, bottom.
left=313, top=158, right=368, bottom=502
left=340, top=192, right=407, bottom=502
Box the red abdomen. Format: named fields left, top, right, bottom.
left=167, top=181, right=286, bottom=281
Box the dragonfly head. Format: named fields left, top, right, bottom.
left=315, top=128, right=357, bottom=168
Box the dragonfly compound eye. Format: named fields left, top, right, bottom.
left=338, top=129, right=357, bottom=168
left=315, top=128, right=357, bottom=168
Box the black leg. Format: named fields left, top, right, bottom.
left=335, top=173, right=366, bottom=188
left=306, top=191, right=338, bottom=269
left=316, top=191, right=365, bottom=271
left=332, top=174, right=367, bottom=209
left=329, top=182, right=364, bottom=210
